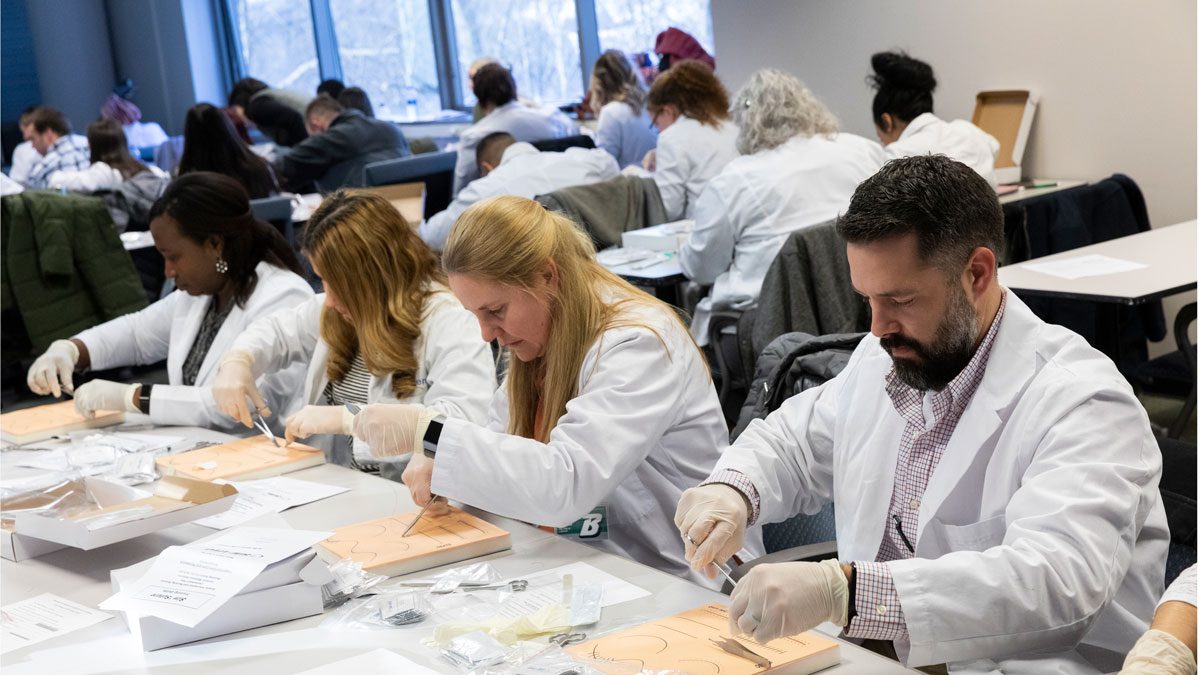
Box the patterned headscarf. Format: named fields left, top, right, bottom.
left=101, top=93, right=141, bottom=125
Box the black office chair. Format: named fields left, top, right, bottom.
left=249, top=196, right=295, bottom=248
left=363, top=150, right=457, bottom=220
left=1158, top=435, right=1197, bottom=585
left=530, top=135, right=595, bottom=152
left=1132, top=302, right=1197, bottom=439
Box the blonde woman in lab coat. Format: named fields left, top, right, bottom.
left=869, top=51, right=1000, bottom=185
left=26, top=172, right=313, bottom=429
left=644, top=60, right=740, bottom=221
left=212, top=191, right=495, bottom=482
left=347, top=195, right=763, bottom=585
left=681, top=69, right=885, bottom=343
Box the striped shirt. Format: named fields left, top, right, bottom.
left=28, top=136, right=91, bottom=189
left=323, top=352, right=373, bottom=472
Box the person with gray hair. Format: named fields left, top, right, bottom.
left=678, top=68, right=885, bottom=344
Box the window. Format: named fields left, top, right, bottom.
left=229, top=0, right=321, bottom=95
left=594, top=0, right=714, bottom=61
left=329, top=0, right=441, bottom=119
left=451, top=0, right=581, bottom=108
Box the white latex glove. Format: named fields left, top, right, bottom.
left=212, top=350, right=267, bottom=428
left=675, top=484, right=749, bottom=578
left=642, top=148, right=656, bottom=172
left=1120, top=629, right=1197, bottom=674
left=351, top=403, right=437, bottom=459
left=27, top=339, right=80, bottom=397
left=728, top=559, right=849, bottom=644
left=284, top=405, right=354, bottom=446
left=400, top=451, right=450, bottom=516
left=73, top=379, right=139, bottom=419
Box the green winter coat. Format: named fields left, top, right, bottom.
left=2, top=191, right=148, bottom=354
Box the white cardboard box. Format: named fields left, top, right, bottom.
left=5, top=476, right=237, bottom=558
left=109, top=550, right=330, bottom=651
left=0, top=527, right=67, bottom=561
left=973, top=90, right=1039, bottom=185
left=621, top=219, right=694, bottom=252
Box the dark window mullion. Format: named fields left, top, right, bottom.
left=576, top=0, right=600, bottom=99
left=428, top=0, right=462, bottom=111
left=309, top=0, right=343, bottom=83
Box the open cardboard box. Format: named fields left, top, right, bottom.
left=2, top=476, right=237, bottom=560
left=355, top=182, right=426, bottom=227
left=973, top=90, right=1039, bottom=185
left=109, top=549, right=331, bottom=651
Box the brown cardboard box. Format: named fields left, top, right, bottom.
left=356, top=182, right=426, bottom=227
left=973, top=90, right=1039, bottom=184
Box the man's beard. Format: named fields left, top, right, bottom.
left=881, top=284, right=980, bottom=392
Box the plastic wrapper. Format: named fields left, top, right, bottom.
left=440, top=630, right=509, bottom=671
left=321, top=588, right=435, bottom=631
left=321, top=558, right=388, bottom=608
left=0, top=473, right=91, bottom=530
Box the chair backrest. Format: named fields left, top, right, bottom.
left=530, top=135, right=595, bottom=152
left=249, top=196, right=294, bottom=246
left=1158, top=435, right=1197, bottom=585
left=364, top=151, right=456, bottom=219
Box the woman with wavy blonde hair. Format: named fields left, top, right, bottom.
left=212, top=190, right=496, bottom=481
left=350, top=195, right=763, bottom=584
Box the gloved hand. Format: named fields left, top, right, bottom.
left=675, top=484, right=750, bottom=578
left=73, top=379, right=139, bottom=419
left=728, top=559, right=849, bottom=644
left=284, top=405, right=354, bottom=446
left=351, top=403, right=437, bottom=458
left=1119, top=629, right=1197, bottom=674
left=642, top=149, right=657, bottom=172
left=27, top=339, right=80, bottom=397
left=401, top=452, right=450, bottom=516
left=212, top=350, right=267, bottom=428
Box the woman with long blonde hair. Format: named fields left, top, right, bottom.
left=589, top=50, right=657, bottom=169
left=212, top=190, right=496, bottom=481
left=351, top=195, right=763, bottom=584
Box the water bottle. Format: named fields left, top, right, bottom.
left=405, top=87, right=419, bottom=122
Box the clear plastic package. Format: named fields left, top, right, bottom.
left=321, top=558, right=388, bottom=608
left=321, top=588, right=435, bottom=631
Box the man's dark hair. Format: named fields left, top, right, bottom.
left=473, top=64, right=517, bottom=110
left=305, top=94, right=343, bottom=120
left=27, top=107, right=70, bottom=136
left=228, top=77, right=268, bottom=108
left=475, top=132, right=516, bottom=174
left=337, top=87, right=374, bottom=118
left=317, top=79, right=345, bottom=99
left=836, top=155, right=1003, bottom=275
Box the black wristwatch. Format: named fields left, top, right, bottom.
left=422, top=415, right=445, bottom=458
left=138, top=383, right=153, bottom=415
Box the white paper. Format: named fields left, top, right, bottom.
left=1, top=593, right=113, bottom=654
left=1023, top=253, right=1147, bottom=280
left=194, top=477, right=349, bottom=530
left=295, top=648, right=442, bottom=674
left=521, top=562, right=649, bottom=607
left=100, top=527, right=331, bottom=627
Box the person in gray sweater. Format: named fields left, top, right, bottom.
left=278, top=96, right=410, bottom=192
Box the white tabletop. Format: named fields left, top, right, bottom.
left=597, top=248, right=687, bottom=285
left=997, top=179, right=1086, bottom=205
left=998, top=220, right=1197, bottom=305
left=1, top=423, right=916, bottom=674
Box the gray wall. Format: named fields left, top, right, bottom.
left=711, top=0, right=1197, bottom=355
left=24, top=0, right=116, bottom=133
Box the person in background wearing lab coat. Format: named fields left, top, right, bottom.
left=346, top=195, right=763, bottom=586
left=589, top=50, right=657, bottom=170
left=26, top=172, right=313, bottom=430
left=869, top=51, right=1000, bottom=186
left=420, top=131, right=619, bottom=251
left=47, top=118, right=168, bottom=192
left=212, top=191, right=495, bottom=482
left=643, top=60, right=739, bottom=221
left=677, top=155, right=1168, bottom=674
left=451, top=64, right=577, bottom=196
left=681, top=69, right=884, bottom=343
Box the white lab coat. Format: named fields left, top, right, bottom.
left=230, top=291, right=496, bottom=458
left=452, top=100, right=579, bottom=195
left=886, top=113, right=1001, bottom=186
left=715, top=290, right=1168, bottom=674
left=421, top=142, right=619, bottom=251
left=653, top=116, right=739, bottom=221
left=430, top=293, right=764, bottom=587
left=594, top=101, right=658, bottom=170
left=47, top=163, right=168, bottom=193
left=681, top=132, right=885, bottom=342
left=75, top=262, right=313, bottom=431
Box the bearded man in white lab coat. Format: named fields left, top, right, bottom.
left=676, top=155, right=1168, bottom=674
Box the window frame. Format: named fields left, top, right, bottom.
left=222, top=0, right=668, bottom=114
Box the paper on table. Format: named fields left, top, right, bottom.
left=194, top=477, right=349, bottom=530
left=1, top=593, right=113, bottom=654
left=1022, top=253, right=1148, bottom=280
left=295, top=648, right=443, bottom=675
left=99, top=526, right=331, bottom=627
left=518, top=561, right=649, bottom=608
